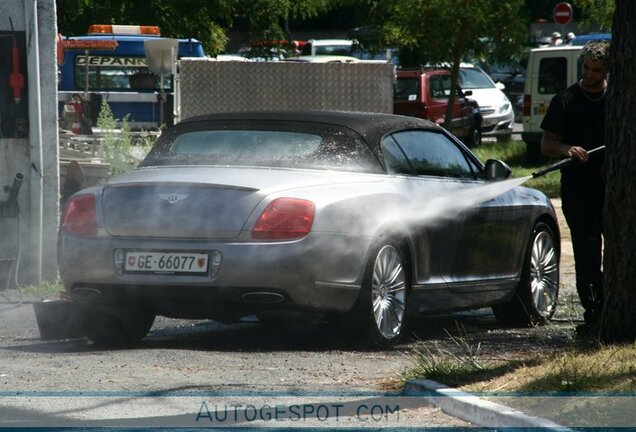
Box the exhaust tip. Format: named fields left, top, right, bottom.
left=241, top=292, right=285, bottom=304
left=71, top=287, right=102, bottom=302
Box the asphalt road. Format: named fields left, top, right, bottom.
left=0, top=295, right=477, bottom=428
left=0, top=199, right=578, bottom=428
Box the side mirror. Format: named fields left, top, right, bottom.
left=463, top=90, right=473, bottom=97
left=484, top=159, right=512, bottom=181
left=496, top=82, right=506, bottom=91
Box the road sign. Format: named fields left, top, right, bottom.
left=553, top=2, right=573, bottom=25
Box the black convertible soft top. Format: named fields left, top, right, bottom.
left=179, top=110, right=440, bottom=151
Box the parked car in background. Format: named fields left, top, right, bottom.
left=283, top=55, right=360, bottom=63
left=301, top=39, right=354, bottom=56
left=479, top=61, right=526, bottom=123
left=459, top=64, right=514, bottom=142
left=351, top=46, right=400, bottom=65
left=394, top=67, right=483, bottom=147
left=59, top=111, right=560, bottom=348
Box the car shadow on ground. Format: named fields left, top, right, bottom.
left=3, top=307, right=577, bottom=356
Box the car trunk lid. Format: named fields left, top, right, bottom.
left=101, top=166, right=371, bottom=239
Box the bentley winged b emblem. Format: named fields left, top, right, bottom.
left=158, top=193, right=189, bottom=204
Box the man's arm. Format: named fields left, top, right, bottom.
left=541, top=130, right=589, bottom=162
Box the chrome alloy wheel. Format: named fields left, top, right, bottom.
left=371, top=244, right=407, bottom=340
left=530, top=230, right=559, bottom=317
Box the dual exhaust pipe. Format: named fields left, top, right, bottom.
left=531, top=146, right=605, bottom=178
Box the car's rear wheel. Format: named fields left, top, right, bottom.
left=493, top=222, right=559, bottom=327
left=79, top=304, right=155, bottom=347
left=358, top=238, right=410, bottom=347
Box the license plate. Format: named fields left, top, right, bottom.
left=124, top=251, right=209, bottom=274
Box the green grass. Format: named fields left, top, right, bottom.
left=16, top=280, right=64, bottom=300
left=473, top=139, right=561, bottom=198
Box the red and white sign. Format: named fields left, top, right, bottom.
left=553, top=2, right=573, bottom=25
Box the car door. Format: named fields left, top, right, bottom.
left=427, top=72, right=474, bottom=138
left=423, top=71, right=450, bottom=125
left=387, top=129, right=522, bottom=296
left=380, top=133, right=450, bottom=292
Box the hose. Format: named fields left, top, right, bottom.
left=531, top=145, right=605, bottom=178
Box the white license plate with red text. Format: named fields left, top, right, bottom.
left=124, top=251, right=209, bottom=274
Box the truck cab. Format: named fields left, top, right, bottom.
left=58, top=24, right=205, bottom=130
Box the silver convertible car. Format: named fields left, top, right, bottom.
left=58, top=111, right=560, bottom=347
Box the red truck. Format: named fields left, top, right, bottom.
left=394, top=67, right=483, bottom=147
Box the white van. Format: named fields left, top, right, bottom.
left=522, top=45, right=582, bottom=161
left=301, top=39, right=354, bottom=56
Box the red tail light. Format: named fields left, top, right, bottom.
left=61, top=194, right=97, bottom=236
left=252, top=198, right=315, bottom=240
left=523, top=95, right=531, bottom=117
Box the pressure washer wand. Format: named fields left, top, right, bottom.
left=531, top=145, right=605, bottom=178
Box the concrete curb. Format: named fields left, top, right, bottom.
left=404, top=379, right=571, bottom=429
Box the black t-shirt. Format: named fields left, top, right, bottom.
left=541, top=82, right=605, bottom=186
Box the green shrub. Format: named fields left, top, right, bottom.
left=96, top=100, right=155, bottom=175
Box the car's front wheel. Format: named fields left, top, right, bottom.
left=493, top=222, right=559, bottom=327
left=465, top=124, right=482, bottom=147
left=79, top=304, right=155, bottom=347
left=358, top=238, right=410, bottom=347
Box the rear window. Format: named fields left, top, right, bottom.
left=170, top=130, right=322, bottom=157
left=141, top=123, right=383, bottom=173
left=395, top=78, right=419, bottom=101
left=538, top=57, right=567, bottom=94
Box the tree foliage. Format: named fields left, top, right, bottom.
left=361, top=0, right=528, bottom=66
left=575, top=0, right=614, bottom=30
left=234, top=0, right=340, bottom=58
left=358, top=0, right=527, bottom=125
left=56, top=0, right=340, bottom=56
left=56, top=0, right=233, bottom=54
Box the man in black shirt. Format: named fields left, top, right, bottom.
left=540, top=40, right=609, bottom=329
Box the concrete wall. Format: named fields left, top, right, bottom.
left=0, top=0, right=59, bottom=287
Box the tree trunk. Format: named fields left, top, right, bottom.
left=444, top=0, right=470, bottom=127
left=600, top=0, right=636, bottom=343
left=444, top=50, right=462, bottom=129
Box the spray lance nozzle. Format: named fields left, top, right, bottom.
left=531, top=145, right=605, bottom=178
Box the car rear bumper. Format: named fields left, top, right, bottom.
left=58, top=232, right=371, bottom=319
